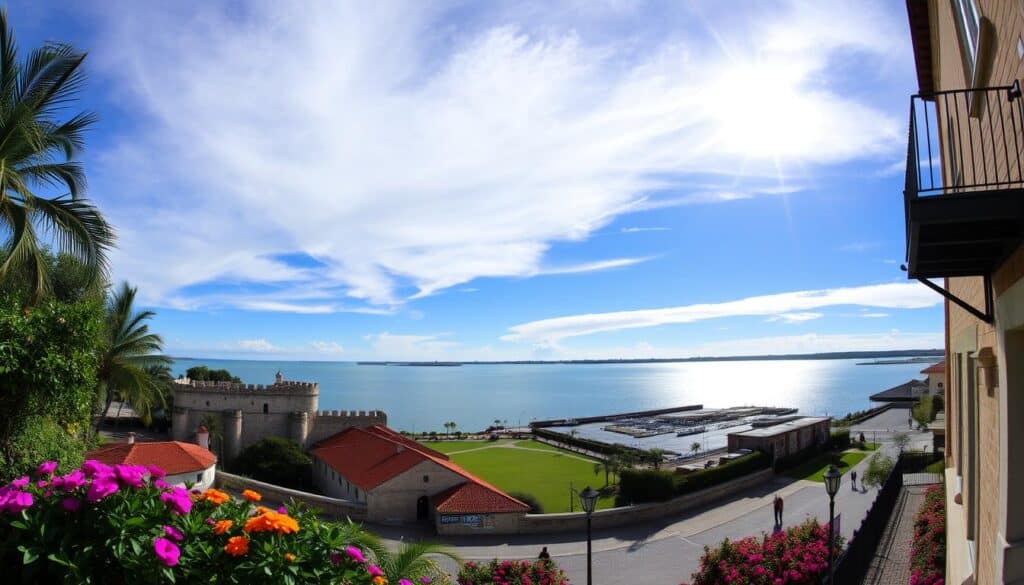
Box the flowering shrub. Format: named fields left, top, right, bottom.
left=0, top=460, right=443, bottom=584
left=457, top=559, right=570, bottom=585
left=909, top=485, right=945, bottom=585
left=685, top=519, right=843, bottom=585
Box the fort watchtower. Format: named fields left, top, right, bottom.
left=171, top=372, right=386, bottom=460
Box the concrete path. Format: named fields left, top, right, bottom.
left=862, top=484, right=935, bottom=585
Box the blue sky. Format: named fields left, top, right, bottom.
left=13, top=1, right=944, bottom=360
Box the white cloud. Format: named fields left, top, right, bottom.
left=621, top=226, right=670, bottom=233
left=310, top=341, right=345, bottom=354
left=840, top=242, right=880, bottom=252
left=766, top=312, right=824, bottom=323
left=535, top=256, right=653, bottom=276
left=502, top=282, right=940, bottom=343
left=861, top=312, right=889, bottom=318
left=236, top=339, right=278, bottom=352
left=90, top=0, right=906, bottom=309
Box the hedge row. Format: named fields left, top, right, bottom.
left=531, top=428, right=652, bottom=461
left=617, top=451, right=770, bottom=504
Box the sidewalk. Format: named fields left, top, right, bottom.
left=862, top=484, right=934, bottom=585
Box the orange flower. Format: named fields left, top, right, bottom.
left=372, top=576, right=387, bottom=585
left=285, top=553, right=296, bottom=562
left=202, top=488, right=231, bottom=506
left=243, top=510, right=300, bottom=535
left=256, top=506, right=274, bottom=515
left=224, top=535, right=249, bottom=557
left=242, top=489, right=262, bottom=502
left=213, top=519, right=234, bottom=535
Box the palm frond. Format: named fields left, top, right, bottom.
left=376, top=542, right=460, bottom=584
left=31, top=195, right=113, bottom=288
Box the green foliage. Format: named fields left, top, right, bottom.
left=234, top=437, right=312, bottom=490
left=4, top=416, right=91, bottom=481
left=185, top=365, right=241, bottom=383
left=912, top=395, right=938, bottom=428
left=783, top=451, right=866, bottom=483
left=863, top=452, right=896, bottom=489
left=0, top=10, right=114, bottom=303
left=617, top=452, right=771, bottom=504
left=829, top=428, right=851, bottom=450
left=893, top=431, right=911, bottom=453
left=0, top=295, right=103, bottom=481
left=0, top=462, right=449, bottom=584
left=506, top=491, right=543, bottom=513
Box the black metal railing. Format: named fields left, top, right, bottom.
left=906, top=82, right=1024, bottom=200
left=823, top=456, right=905, bottom=585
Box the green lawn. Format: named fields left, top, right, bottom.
left=444, top=442, right=614, bottom=513
left=925, top=460, right=945, bottom=474
left=785, top=451, right=867, bottom=483
left=859, top=442, right=880, bottom=451
left=420, top=440, right=512, bottom=454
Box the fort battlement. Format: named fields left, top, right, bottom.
left=174, top=378, right=318, bottom=394
left=315, top=410, right=386, bottom=418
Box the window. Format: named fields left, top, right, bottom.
left=263, top=403, right=269, bottom=414
left=206, top=401, right=210, bottom=407
left=196, top=473, right=203, bottom=483
left=422, top=475, right=429, bottom=484
left=951, top=0, right=981, bottom=84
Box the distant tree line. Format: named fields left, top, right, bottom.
left=185, top=365, right=241, bottom=383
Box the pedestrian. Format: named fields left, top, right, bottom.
left=538, top=546, right=550, bottom=561
left=773, top=494, right=783, bottom=527
left=851, top=470, right=858, bottom=490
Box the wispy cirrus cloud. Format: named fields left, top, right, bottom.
left=621, top=226, right=670, bottom=233
left=502, top=282, right=939, bottom=343
left=88, top=0, right=907, bottom=311
left=766, top=312, right=824, bottom=323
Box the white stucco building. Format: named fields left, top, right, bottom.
left=87, top=439, right=218, bottom=489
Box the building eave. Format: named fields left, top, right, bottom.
left=906, top=0, right=935, bottom=95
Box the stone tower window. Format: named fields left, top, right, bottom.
left=205, top=401, right=210, bottom=407
left=423, top=475, right=429, bottom=483
left=263, top=403, right=269, bottom=414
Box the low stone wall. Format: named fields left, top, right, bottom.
left=516, top=468, right=775, bottom=534
left=215, top=471, right=367, bottom=520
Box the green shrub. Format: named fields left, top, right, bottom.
left=233, top=437, right=312, bottom=490
left=830, top=429, right=851, bottom=450
left=185, top=365, right=241, bottom=383
left=675, top=451, right=770, bottom=495
left=618, top=452, right=770, bottom=504
left=507, top=491, right=543, bottom=513
left=2, top=417, right=91, bottom=480
left=617, top=468, right=675, bottom=504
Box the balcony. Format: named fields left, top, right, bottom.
left=904, top=83, right=1024, bottom=281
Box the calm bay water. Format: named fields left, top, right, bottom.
left=170, top=358, right=933, bottom=433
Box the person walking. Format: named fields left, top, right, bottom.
left=538, top=547, right=551, bottom=561
left=851, top=470, right=858, bottom=491
left=773, top=494, right=784, bottom=527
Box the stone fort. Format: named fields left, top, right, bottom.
left=171, top=371, right=386, bottom=460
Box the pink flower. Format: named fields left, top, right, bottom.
left=277, top=506, right=288, bottom=514
left=160, top=491, right=192, bottom=515
left=61, top=497, right=82, bottom=512
left=153, top=479, right=170, bottom=490
left=86, top=477, right=119, bottom=502
left=345, top=546, right=366, bottom=563
left=153, top=537, right=180, bottom=567
left=36, top=461, right=58, bottom=476
left=368, top=565, right=384, bottom=577
left=1, top=491, right=34, bottom=513
left=400, top=580, right=414, bottom=585
left=419, top=578, right=432, bottom=584
left=147, top=465, right=167, bottom=478
left=205, top=517, right=216, bottom=526
left=57, top=470, right=86, bottom=492
left=114, top=465, right=146, bottom=488
left=9, top=476, right=29, bottom=489
left=81, top=460, right=112, bottom=478
left=163, top=525, right=184, bottom=542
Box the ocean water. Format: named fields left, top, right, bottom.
left=170, top=358, right=933, bottom=433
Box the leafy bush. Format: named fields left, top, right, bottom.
left=0, top=459, right=447, bottom=584
left=910, top=485, right=945, bottom=585
left=617, top=468, right=675, bottom=504
left=862, top=452, right=895, bottom=488
left=0, top=295, right=103, bottom=481
left=507, top=491, right=543, bottom=514
left=184, top=365, right=241, bottom=383
left=685, top=519, right=843, bottom=585
left=4, top=416, right=92, bottom=481
left=233, top=437, right=312, bottom=490
left=677, top=451, right=770, bottom=495
left=829, top=429, right=850, bottom=450
left=458, top=559, right=569, bottom=585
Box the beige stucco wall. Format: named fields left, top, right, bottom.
left=927, top=0, right=1024, bottom=582
left=368, top=461, right=466, bottom=523
left=166, top=465, right=216, bottom=491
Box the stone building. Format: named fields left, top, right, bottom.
left=921, top=360, right=946, bottom=395
left=171, top=371, right=386, bottom=460
left=726, top=417, right=831, bottom=462
left=905, top=1, right=1024, bottom=581
left=86, top=438, right=218, bottom=490
left=310, top=425, right=529, bottom=531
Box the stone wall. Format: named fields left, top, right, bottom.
left=369, top=460, right=465, bottom=523
left=307, top=410, right=388, bottom=445
left=215, top=471, right=367, bottom=520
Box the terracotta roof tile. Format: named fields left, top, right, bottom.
left=312, top=425, right=528, bottom=514
left=433, top=481, right=530, bottom=514
left=920, top=361, right=945, bottom=374
left=86, top=441, right=217, bottom=475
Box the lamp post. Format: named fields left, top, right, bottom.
left=823, top=465, right=842, bottom=584
left=579, top=486, right=600, bottom=585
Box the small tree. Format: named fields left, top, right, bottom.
left=691, top=442, right=701, bottom=456
left=233, top=436, right=312, bottom=489
left=893, top=431, right=911, bottom=453
left=648, top=448, right=666, bottom=470
left=912, top=395, right=934, bottom=428
left=862, top=452, right=896, bottom=489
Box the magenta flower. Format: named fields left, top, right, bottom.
left=36, top=461, right=58, bottom=477
left=419, top=578, right=432, bottom=584
left=86, top=477, right=119, bottom=503
left=1, top=491, right=34, bottom=514
left=81, top=460, right=113, bottom=478
left=400, top=580, right=414, bottom=585
left=153, top=479, right=170, bottom=490
left=368, top=565, right=384, bottom=577
left=56, top=470, right=86, bottom=492
left=153, top=537, right=180, bottom=567
left=147, top=464, right=167, bottom=478
left=205, top=517, right=216, bottom=526
left=9, top=476, right=29, bottom=489
left=61, top=497, right=82, bottom=512
left=345, top=546, right=366, bottom=563
left=330, top=551, right=343, bottom=565
left=160, top=489, right=192, bottom=515
left=277, top=506, right=288, bottom=514
left=114, top=465, right=146, bottom=488
left=163, top=525, right=184, bottom=542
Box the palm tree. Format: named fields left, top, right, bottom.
left=648, top=448, right=666, bottom=470
left=0, top=10, right=113, bottom=303
left=691, top=442, right=701, bottom=456
left=374, top=542, right=459, bottom=585
left=95, top=283, right=170, bottom=432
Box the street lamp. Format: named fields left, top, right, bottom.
left=579, top=486, right=600, bottom=585
left=823, top=465, right=842, bottom=583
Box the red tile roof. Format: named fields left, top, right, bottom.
left=86, top=441, right=217, bottom=475
left=312, top=425, right=528, bottom=514
left=433, top=481, right=530, bottom=514
left=921, top=361, right=945, bottom=374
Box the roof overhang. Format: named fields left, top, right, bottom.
left=906, top=0, right=935, bottom=95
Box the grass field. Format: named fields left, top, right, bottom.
left=422, top=439, right=614, bottom=513
left=785, top=451, right=867, bottom=483
left=925, top=460, right=945, bottom=474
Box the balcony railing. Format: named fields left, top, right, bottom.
left=903, top=82, right=1024, bottom=286
left=905, top=81, right=1024, bottom=200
